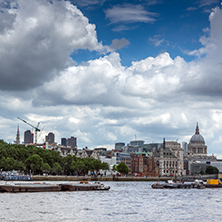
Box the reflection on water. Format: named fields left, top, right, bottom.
left=1, top=181, right=222, bottom=222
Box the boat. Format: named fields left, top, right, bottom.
left=60, top=181, right=110, bottom=191
left=151, top=179, right=205, bottom=189
left=206, top=179, right=222, bottom=188
left=0, top=182, right=61, bottom=193
left=0, top=171, right=33, bottom=181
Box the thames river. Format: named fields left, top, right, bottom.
left=1, top=181, right=222, bottom=222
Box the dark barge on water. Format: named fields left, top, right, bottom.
left=0, top=181, right=110, bottom=193
left=151, top=179, right=205, bottom=189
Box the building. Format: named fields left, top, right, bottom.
left=182, top=142, right=188, bottom=156
left=119, top=153, right=132, bottom=174
left=187, top=123, right=207, bottom=156
left=46, top=132, right=55, bottom=144
left=131, top=153, right=159, bottom=177
left=184, top=155, right=217, bottom=175
left=115, top=142, right=125, bottom=151
left=67, top=136, right=77, bottom=149
left=24, top=130, right=33, bottom=145
left=154, top=139, right=184, bottom=176
left=61, top=138, right=67, bottom=147
left=183, top=123, right=218, bottom=175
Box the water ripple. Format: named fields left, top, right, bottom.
left=1, top=181, right=222, bottom=221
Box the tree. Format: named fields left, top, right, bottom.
left=71, top=160, right=86, bottom=175
left=42, top=162, right=51, bottom=174
left=52, top=162, right=62, bottom=175
left=112, top=164, right=118, bottom=172
left=117, top=162, right=129, bottom=175
left=205, top=166, right=219, bottom=174
left=92, top=159, right=103, bottom=173
left=25, top=154, right=43, bottom=174
left=101, top=162, right=109, bottom=171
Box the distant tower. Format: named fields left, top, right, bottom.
left=16, top=125, right=20, bottom=144
left=46, top=132, right=55, bottom=144
left=24, top=130, right=33, bottom=145
left=67, top=136, right=77, bottom=149
left=61, top=138, right=67, bottom=147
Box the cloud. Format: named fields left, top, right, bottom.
left=199, top=0, right=220, bottom=7
left=1, top=2, right=222, bottom=155
left=105, top=4, right=158, bottom=24
left=0, top=0, right=106, bottom=91
left=70, top=0, right=107, bottom=7
left=148, top=35, right=167, bottom=46
left=110, top=38, right=130, bottom=50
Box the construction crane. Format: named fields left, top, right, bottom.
left=18, top=117, right=40, bottom=144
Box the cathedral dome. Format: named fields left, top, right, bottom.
left=190, top=134, right=205, bottom=143
left=190, top=123, right=205, bottom=143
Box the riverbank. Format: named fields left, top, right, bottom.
left=33, top=175, right=167, bottom=182
left=32, top=174, right=218, bottom=182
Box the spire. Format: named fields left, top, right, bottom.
left=163, top=138, right=165, bottom=149
left=195, top=122, right=199, bottom=135
left=16, top=124, right=20, bottom=144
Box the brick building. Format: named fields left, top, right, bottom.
left=131, top=153, right=159, bottom=177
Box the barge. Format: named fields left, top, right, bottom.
left=0, top=182, right=61, bottom=192
left=60, top=181, right=110, bottom=191
left=0, top=181, right=110, bottom=193
left=151, top=179, right=205, bottom=189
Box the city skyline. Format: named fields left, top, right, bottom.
left=0, top=1, right=222, bottom=157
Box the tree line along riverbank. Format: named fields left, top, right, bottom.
left=32, top=174, right=218, bottom=182
left=32, top=175, right=166, bottom=181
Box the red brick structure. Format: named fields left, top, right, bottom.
left=131, top=153, right=159, bottom=177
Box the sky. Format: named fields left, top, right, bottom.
left=1, top=0, right=222, bottom=157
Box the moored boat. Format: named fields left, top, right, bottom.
left=60, top=181, right=110, bottom=191
left=0, top=182, right=61, bottom=193
left=206, top=179, right=222, bottom=188
left=151, top=179, right=205, bottom=189
left=0, top=171, right=33, bottom=181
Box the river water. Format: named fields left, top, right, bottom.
left=0, top=181, right=222, bottom=222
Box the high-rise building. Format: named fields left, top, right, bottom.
left=24, top=130, right=33, bottom=144
left=46, top=132, right=55, bottom=144
left=61, top=138, right=67, bottom=147
left=16, top=125, right=20, bottom=144
left=67, top=136, right=77, bottom=149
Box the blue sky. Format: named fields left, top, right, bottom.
left=70, top=0, right=219, bottom=66
left=1, top=0, right=222, bottom=158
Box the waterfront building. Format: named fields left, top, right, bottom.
left=24, top=130, right=33, bottom=145
left=154, top=139, right=184, bottom=176
left=99, top=154, right=117, bottom=176
left=131, top=153, right=159, bottom=177
left=184, top=155, right=217, bottom=175
left=119, top=153, right=132, bottom=174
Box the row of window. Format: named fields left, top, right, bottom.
left=163, top=160, right=177, bottom=167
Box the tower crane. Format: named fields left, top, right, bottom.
left=18, top=117, right=40, bottom=144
